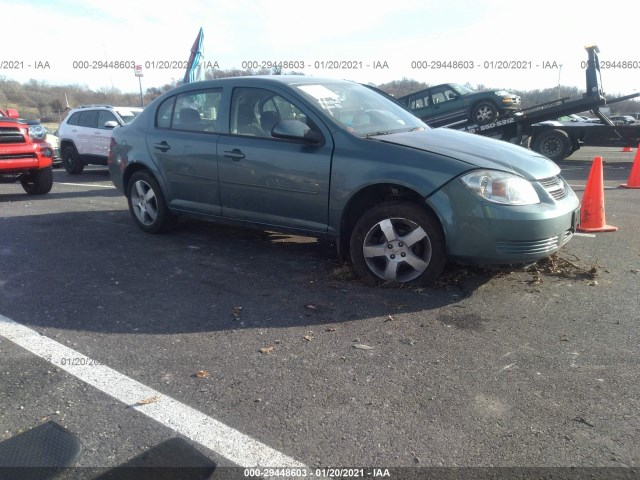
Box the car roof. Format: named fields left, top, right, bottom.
left=165, top=76, right=358, bottom=95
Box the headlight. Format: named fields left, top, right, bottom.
left=460, top=170, right=540, bottom=205
left=28, top=124, right=47, bottom=140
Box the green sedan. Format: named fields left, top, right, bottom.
left=108, top=76, right=578, bottom=286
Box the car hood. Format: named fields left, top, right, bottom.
left=375, top=128, right=560, bottom=180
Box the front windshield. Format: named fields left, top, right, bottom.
left=294, top=82, right=426, bottom=137
left=451, top=84, right=475, bottom=95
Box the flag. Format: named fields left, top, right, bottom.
left=183, top=27, right=205, bottom=84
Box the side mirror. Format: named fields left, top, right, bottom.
left=104, top=120, right=119, bottom=129
left=271, top=120, right=323, bottom=144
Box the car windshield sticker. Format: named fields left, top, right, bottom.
left=298, top=85, right=343, bottom=112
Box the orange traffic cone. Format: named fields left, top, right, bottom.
left=577, top=156, right=618, bottom=232
left=619, top=145, right=640, bottom=189
left=622, top=146, right=633, bottom=152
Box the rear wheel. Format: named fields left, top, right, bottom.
left=62, top=145, right=84, bottom=175
left=349, top=201, right=445, bottom=286
left=20, top=167, right=53, bottom=195
left=532, top=129, right=571, bottom=162
left=126, top=171, right=177, bottom=233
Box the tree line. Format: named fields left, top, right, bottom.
left=1, top=69, right=638, bottom=122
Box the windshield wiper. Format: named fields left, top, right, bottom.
left=364, top=127, right=423, bottom=138
left=364, top=130, right=394, bottom=138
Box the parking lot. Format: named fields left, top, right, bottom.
left=1, top=147, right=639, bottom=478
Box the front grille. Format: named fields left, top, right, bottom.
left=561, top=229, right=574, bottom=245
left=0, top=127, right=25, bottom=144
left=496, top=236, right=560, bottom=255
left=539, top=176, right=568, bottom=200
left=0, top=153, right=36, bottom=161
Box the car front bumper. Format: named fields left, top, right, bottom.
left=428, top=177, right=580, bottom=264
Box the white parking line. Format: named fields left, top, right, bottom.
left=56, top=182, right=116, bottom=188
left=568, top=185, right=619, bottom=190
left=0, top=313, right=306, bottom=469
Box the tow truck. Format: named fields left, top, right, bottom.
left=0, top=107, right=54, bottom=194
left=400, top=46, right=640, bottom=161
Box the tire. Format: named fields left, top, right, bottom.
left=532, top=129, right=571, bottom=162
left=471, top=101, right=498, bottom=125
left=349, top=201, right=445, bottom=286
left=62, top=145, right=84, bottom=175
left=20, top=167, right=53, bottom=195
left=126, top=171, right=177, bottom=233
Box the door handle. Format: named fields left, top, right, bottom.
left=223, top=149, right=245, bottom=161
left=153, top=141, right=171, bottom=152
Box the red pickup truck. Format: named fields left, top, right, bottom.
left=0, top=107, right=54, bottom=194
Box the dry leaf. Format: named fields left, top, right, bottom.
left=195, top=370, right=210, bottom=378
left=352, top=343, right=374, bottom=350
left=303, top=335, right=314, bottom=342
left=304, top=304, right=318, bottom=310
left=385, top=315, right=395, bottom=322
left=259, top=346, right=275, bottom=354
left=232, top=306, right=243, bottom=319
left=137, top=395, right=161, bottom=405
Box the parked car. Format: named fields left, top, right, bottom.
left=556, top=114, right=594, bottom=124
left=610, top=115, right=636, bottom=125
left=58, top=105, right=143, bottom=174
left=108, top=76, right=579, bottom=286
left=397, top=83, right=521, bottom=127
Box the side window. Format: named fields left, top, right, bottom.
left=443, top=87, right=458, bottom=101
left=66, top=112, right=81, bottom=126
left=409, top=95, right=429, bottom=110
left=156, top=96, right=175, bottom=129
left=97, top=111, right=118, bottom=129
left=431, top=89, right=446, bottom=104
left=171, top=89, right=222, bottom=133
left=431, top=86, right=457, bottom=104
left=230, top=87, right=308, bottom=138
left=77, top=110, right=98, bottom=128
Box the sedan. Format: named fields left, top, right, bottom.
left=109, top=76, right=579, bottom=286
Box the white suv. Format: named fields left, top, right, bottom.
left=58, top=105, right=143, bottom=174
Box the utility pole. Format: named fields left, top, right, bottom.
left=557, top=64, right=563, bottom=99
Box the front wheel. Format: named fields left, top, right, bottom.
left=20, top=167, right=53, bottom=195
left=471, top=101, right=498, bottom=125
left=126, top=171, right=177, bottom=233
left=349, top=202, right=446, bottom=286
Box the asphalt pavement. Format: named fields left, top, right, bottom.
left=1, top=147, right=639, bottom=479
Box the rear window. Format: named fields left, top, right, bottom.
left=116, top=109, right=143, bottom=124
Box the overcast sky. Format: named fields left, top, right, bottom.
left=3, top=0, right=639, bottom=96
